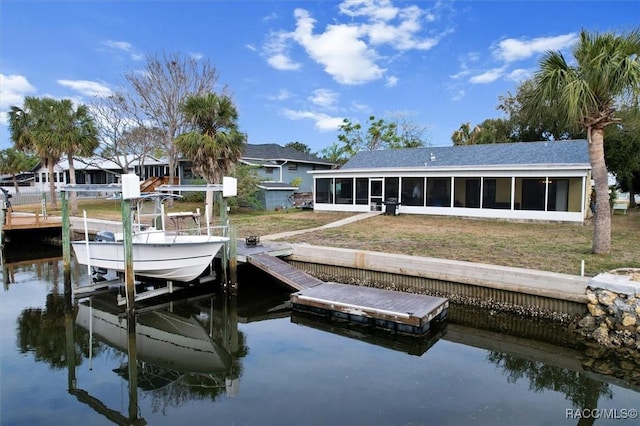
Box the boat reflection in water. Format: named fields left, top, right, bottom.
left=76, top=295, right=232, bottom=376
left=67, top=285, right=242, bottom=425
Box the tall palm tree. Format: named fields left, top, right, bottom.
left=9, top=97, right=62, bottom=208
left=47, top=100, right=99, bottom=215
left=526, top=29, right=640, bottom=255
left=175, top=93, right=247, bottom=215
left=8, top=97, right=98, bottom=212
left=175, top=93, right=246, bottom=184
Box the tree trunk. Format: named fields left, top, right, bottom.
left=589, top=128, right=611, bottom=255
left=67, top=152, right=78, bottom=216
left=47, top=160, right=57, bottom=208
left=12, top=175, right=20, bottom=194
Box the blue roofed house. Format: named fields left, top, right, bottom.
left=309, top=140, right=592, bottom=222
left=236, top=144, right=333, bottom=210
left=179, top=143, right=335, bottom=210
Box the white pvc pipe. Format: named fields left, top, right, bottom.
left=206, top=204, right=211, bottom=236
left=161, top=203, right=166, bottom=231
left=83, top=210, right=91, bottom=277
left=581, top=259, right=585, bottom=277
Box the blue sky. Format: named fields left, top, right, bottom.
left=1, top=0, right=638, bottom=154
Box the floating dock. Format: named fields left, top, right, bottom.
left=291, top=282, right=448, bottom=335
left=241, top=244, right=449, bottom=335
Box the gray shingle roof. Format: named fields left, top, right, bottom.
left=341, top=140, right=590, bottom=169
left=243, top=143, right=333, bottom=165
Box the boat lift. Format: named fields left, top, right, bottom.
left=60, top=175, right=238, bottom=310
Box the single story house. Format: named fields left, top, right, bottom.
left=179, top=143, right=335, bottom=209
left=309, top=140, right=592, bottom=223
left=31, top=155, right=169, bottom=192
left=238, top=143, right=334, bottom=193
left=27, top=143, right=334, bottom=210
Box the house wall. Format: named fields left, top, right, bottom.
left=311, top=169, right=589, bottom=223
left=255, top=162, right=330, bottom=193
left=261, top=189, right=295, bottom=211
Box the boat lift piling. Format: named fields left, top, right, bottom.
left=61, top=176, right=239, bottom=306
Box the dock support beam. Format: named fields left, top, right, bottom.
left=61, top=191, right=71, bottom=280
left=229, top=226, right=237, bottom=287
left=122, top=196, right=135, bottom=311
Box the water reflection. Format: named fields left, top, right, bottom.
left=70, top=287, right=243, bottom=422
left=4, top=246, right=639, bottom=425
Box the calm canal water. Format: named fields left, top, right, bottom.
left=1, top=243, right=639, bottom=426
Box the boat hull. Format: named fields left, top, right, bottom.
left=72, top=234, right=228, bottom=282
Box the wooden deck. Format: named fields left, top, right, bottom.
left=292, top=283, right=449, bottom=335
left=2, top=211, right=62, bottom=231
left=240, top=242, right=449, bottom=335
left=247, top=252, right=323, bottom=291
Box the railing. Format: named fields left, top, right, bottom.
left=6, top=191, right=49, bottom=206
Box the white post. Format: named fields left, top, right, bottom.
left=83, top=210, right=91, bottom=277
left=206, top=204, right=211, bottom=236
left=581, top=259, right=585, bottom=277
left=161, top=203, right=166, bottom=232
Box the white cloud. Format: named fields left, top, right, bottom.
left=469, top=68, right=505, bottom=84
left=263, top=0, right=446, bottom=85
left=57, top=79, right=113, bottom=97
left=309, top=89, right=339, bottom=108
left=506, top=68, right=533, bottom=83
left=103, top=40, right=133, bottom=52
left=102, top=40, right=143, bottom=61
left=385, top=75, right=398, bottom=87
left=267, top=89, right=293, bottom=101
left=493, top=33, right=578, bottom=62
left=292, top=9, right=385, bottom=85
left=281, top=108, right=344, bottom=131
left=264, top=31, right=301, bottom=70
left=0, top=74, right=37, bottom=109
left=190, top=52, right=204, bottom=60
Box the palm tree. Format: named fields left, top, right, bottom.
left=9, top=98, right=62, bottom=208
left=8, top=97, right=99, bottom=212
left=174, top=93, right=247, bottom=213
left=51, top=100, right=98, bottom=215
left=0, top=148, right=37, bottom=193
left=451, top=122, right=481, bottom=146
left=526, top=29, right=640, bottom=255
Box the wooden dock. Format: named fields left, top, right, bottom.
left=291, top=283, right=449, bottom=335
left=2, top=211, right=62, bottom=231
left=246, top=252, right=323, bottom=291
left=240, top=243, right=449, bottom=335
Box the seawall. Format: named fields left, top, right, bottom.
left=285, top=244, right=589, bottom=320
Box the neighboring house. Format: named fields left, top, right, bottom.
left=241, top=144, right=334, bottom=210
left=179, top=143, right=335, bottom=210
left=309, top=140, right=592, bottom=223
left=239, top=143, right=334, bottom=193
left=32, top=155, right=168, bottom=192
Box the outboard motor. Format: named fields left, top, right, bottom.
left=95, top=230, right=115, bottom=242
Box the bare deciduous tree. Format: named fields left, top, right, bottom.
left=125, top=52, right=220, bottom=202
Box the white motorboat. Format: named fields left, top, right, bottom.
left=72, top=230, right=228, bottom=282
left=71, top=193, right=229, bottom=282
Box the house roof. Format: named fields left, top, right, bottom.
left=243, top=144, right=334, bottom=165
left=257, top=182, right=298, bottom=190
left=340, top=140, right=590, bottom=170
left=38, top=154, right=166, bottom=171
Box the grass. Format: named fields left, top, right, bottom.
left=13, top=198, right=639, bottom=277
